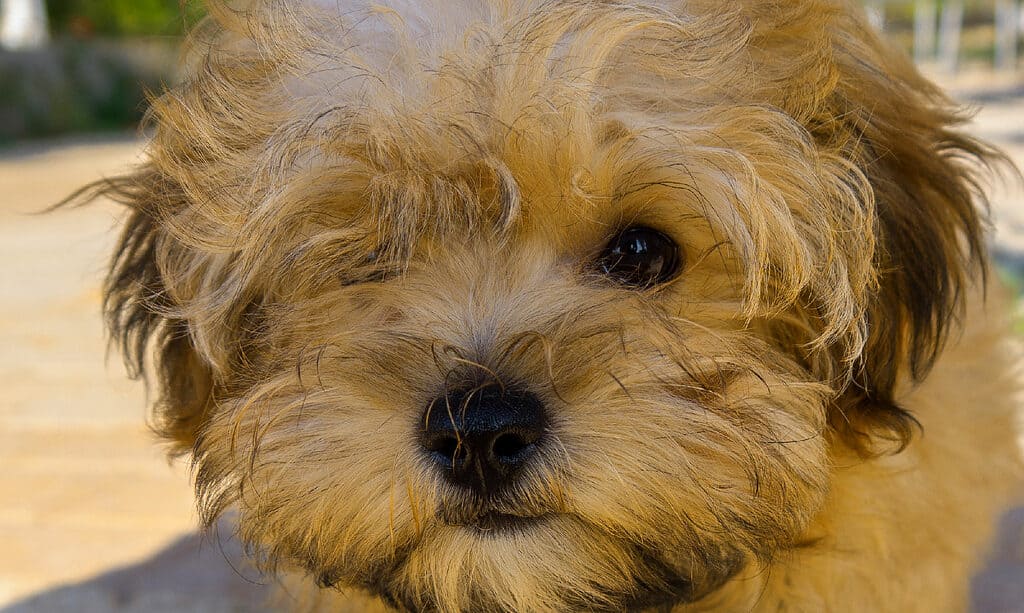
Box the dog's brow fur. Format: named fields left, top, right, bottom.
left=60, top=0, right=1022, bottom=611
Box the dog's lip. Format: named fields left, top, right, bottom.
left=454, top=510, right=553, bottom=533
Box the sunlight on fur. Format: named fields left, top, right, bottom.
left=66, top=0, right=1023, bottom=610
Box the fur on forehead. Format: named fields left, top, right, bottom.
left=170, top=0, right=872, bottom=314
left=87, top=0, right=992, bottom=454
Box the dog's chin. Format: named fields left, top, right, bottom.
left=329, top=511, right=743, bottom=612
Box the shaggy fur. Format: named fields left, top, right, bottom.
left=69, top=0, right=1022, bottom=610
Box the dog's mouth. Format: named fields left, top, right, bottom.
left=435, top=487, right=558, bottom=534
left=471, top=510, right=553, bottom=533
left=445, top=508, right=553, bottom=533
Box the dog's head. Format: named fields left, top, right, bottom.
left=85, top=0, right=992, bottom=609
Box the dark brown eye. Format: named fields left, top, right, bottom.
left=597, top=226, right=681, bottom=287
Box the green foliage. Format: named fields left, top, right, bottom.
left=47, top=0, right=205, bottom=37
left=1, top=2, right=202, bottom=141
left=0, top=41, right=173, bottom=142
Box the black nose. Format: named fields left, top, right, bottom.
left=421, top=385, right=546, bottom=494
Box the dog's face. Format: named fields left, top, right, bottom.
left=89, top=0, right=991, bottom=610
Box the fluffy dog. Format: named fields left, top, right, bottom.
left=72, top=0, right=1022, bottom=610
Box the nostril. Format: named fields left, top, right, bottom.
left=426, top=434, right=465, bottom=464
left=492, top=432, right=531, bottom=461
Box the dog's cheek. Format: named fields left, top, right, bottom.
left=539, top=314, right=833, bottom=561
left=189, top=377, right=434, bottom=580
left=579, top=381, right=828, bottom=546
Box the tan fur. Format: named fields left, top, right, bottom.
left=70, top=0, right=1022, bottom=610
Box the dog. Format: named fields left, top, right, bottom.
left=70, top=0, right=1022, bottom=610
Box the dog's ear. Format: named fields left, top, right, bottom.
left=66, top=172, right=215, bottom=455
left=59, top=4, right=287, bottom=454
left=815, top=16, right=993, bottom=453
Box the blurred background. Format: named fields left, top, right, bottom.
left=0, top=1, right=1022, bottom=611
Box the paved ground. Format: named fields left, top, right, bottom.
left=1, top=78, right=1023, bottom=612
left=0, top=137, right=273, bottom=612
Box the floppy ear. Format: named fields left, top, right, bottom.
left=819, top=15, right=994, bottom=453
left=67, top=171, right=215, bottom=455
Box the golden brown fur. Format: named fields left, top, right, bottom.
left=69, top=0, right=1022, bottom=610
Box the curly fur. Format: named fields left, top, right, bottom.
left=67, top=0, right=1022, bottom=610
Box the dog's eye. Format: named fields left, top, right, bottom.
left=597, top=226, right=681, bottom=287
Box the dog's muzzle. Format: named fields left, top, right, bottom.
left=420, top=384, right=546, bottom=496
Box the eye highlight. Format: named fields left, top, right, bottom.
left=597, top=226, right=682, bottom=288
